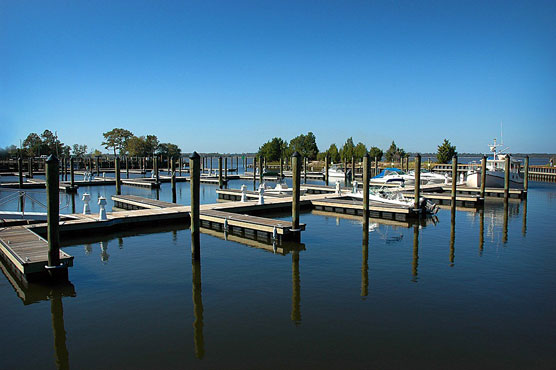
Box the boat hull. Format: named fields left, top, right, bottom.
left=466, top=171, right=523, bottom=188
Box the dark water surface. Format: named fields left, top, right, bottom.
left=1, top=178, right=555, bottom=369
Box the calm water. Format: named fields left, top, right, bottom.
left=1, top=174, right=555, bottom=369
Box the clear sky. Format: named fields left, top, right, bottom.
left=1, top=0, right=555, bottom=154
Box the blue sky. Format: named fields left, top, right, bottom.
left=1, top=0, right=555, bottom=154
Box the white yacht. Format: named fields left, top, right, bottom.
left=324, top=163, right=350, bottom=180
left=465, top=139, right=524, bottom=188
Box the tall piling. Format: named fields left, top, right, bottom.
left=218, top=156, right=223, bottom=189
left=352, top=156, right=355, bottom=182
left=280, top=157, right=284, bottom=179
left=259, top=156, right=264, bottom=184
left=224, top=157, right=228, bottom=182
left=190, top=152, right=201, bottom=260
left=18, top=153, right=23, bottom=188
left=524, top=155, right=529, bottom=193
left=96, top=156, right=100, bottom=176
left=46, top=155, right=61, bottom=272
left=292, top=152, right=301, bottom=233
left=154, top=156, right=159, bottom=184
left=70, top=157, right=75, bottom=189
left=126, top=156, right=129, bottom=179
left=414, top=154, right=421, bottom=210
left=451, top=155, right=458, bottom=205
left=115, top=156, right=121, bottom=195
left=480, top=155, right=487, bottom=200
left=28, top=157, right=33, bottom=178
left=363, top=153, right=370, bottom=220
left=171, top=157, right=176, bottom=203
left=325, top=156, right=329, bottom=186
left=374, top=157, right=378, bottom=177
left=504, top=155, right=510, bottom=199
left=304, top=157, right=307, bottom=184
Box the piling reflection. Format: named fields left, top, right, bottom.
left=156, top=187, right=160, bottom=201
left=361, top=220, right=369, bottom=297
left=100, top=240, right=109, bottom=262
left=449, top=208, right=455, bottom=266
left=522, top=199, right=527, bottom=236
left=191, top=260, right=205, bottom=359
left=291, top=251, right=301, bottom=325
left=479, top=209, right=484, bottom=256
left=503, top=200, right=509, bottom=244
left=70, top=193, right=75, bottom=214
left=412, top=225, right=419, bottom=281
left=84, top=243, right=92, bottom=255
left=50, top=293, right=70, bottom=370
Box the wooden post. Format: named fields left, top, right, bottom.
left=480, top=155, right=487, bottom=199
left=374, top=157, right=378, bottom=178
left=351, top=156, right=355, bottom=182
left=115, top=156, right=121, bottom=195
left=64, top=157, right=68, bottom=181
left=70, top=157, right=75, bottom=189
left=363, top=153, right=370, bottom=220
left=524, top=155, right=529, bottom=193
left=218, top=156, right=223, bottom=189
left=504, top=155, right=510, bottom=199
left=126, top=156, right=129, bottom=179
left=259, top=156, right=264, bottom=184
left=344, top=158, right=348, bottom=183
left=304, top=157, right=307, bottom=184
left=414, top=154, right=421, bottom=210
left=210, top=156, right=213, bottom=175
left=179, top=157, right=182, bottom=176
left=280, top=157, right=284, bottom=179
left=154, top=156, right=159, bottom=184
left=46, top=155, right=60, bottom=270
left=88, top=157, right=92, bottom=173
left=451, top=155, right=457, bottom=205
left=224, top=156, right=228, bottom=181
left=325, top=155, right=329, bottom=186
left=18, top=154, right=23, bottom=188
left=190, top=152, right=201, bottom=260
left=28, top=157, right=33, bottom=178
left=96, top=156, right=100, bottom=176
left=171, top=158, right=176, bottom=203
left=292, top=151, right=301, bottom=231
left=253, top=157, right=257, bottom=190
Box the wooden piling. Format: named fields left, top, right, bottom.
left=115, top=156, right=121, bottom=195
left=504, top=155, right=510, bottom=199
left=70, top=157, right=75, bottom=189
left=253, top=157, right=257, bottom=190
left=363, top=153, right=370, bottom=220
left=96, top=156, right=100, bottom=176
left=190, top=152, right=201, bottom=260
left=154, top=156, right=159, bottom=184
left=18, top=154, right=23, bottom=188
left=259, top=156, right=263, bottom=184
left=374, top=157, right=378, bottom=177
left=451, top=155, right=457, bottom=203
left=524, top=155, right=529, bottom=193
left=351, top=156, right=355, bottom=182
left=171, top=158, right=176, bottom=203
left=28, top=157, right=33, bottom=178
left=224, top=156, right=228, bottom=182
left=280, top=157, right=284, bottom=179
left=414, top=154, right=421, bottom=210
left=304, top=157, right=307, bottom=184
left=126, top=156, right=129, bottom=179
left=46, top=155, right=60, bottom=270
left=218, top=156, right=223, bottom=189
left=480, top=155, right=487, bottom=199
left=325, top=156, right=329, bottom=186
left=292, top=152, right=301, bottom=230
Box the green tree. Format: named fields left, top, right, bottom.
left=144, top=135, right=159, bottom=156
left=40, top=130, right=64, bottom=155
left=325, top=143, right=340, bottom=162
left=289, top=132, right=319, bottom=159
left=22, top=133, right=42, bottom=157
left=369, top=146, right=383, bottom=161
left=258, top=137, right=285, bottom=161
left=91, top=149, right=103, bottom=157
left=102, top=128, right=133, bottom=155
left=72, top=144, right=88, bottom=158
left=157, top=143, right=181, bottom=158
left=339, top=137, right=355, bottom=162
left=353, top=142, right=368, bottom=159
left=436, top=139, right=457, bottom=163
left=384, top=141, right=405, bottom=162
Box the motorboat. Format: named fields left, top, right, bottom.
left=263, top=181, right=306, bottom=196
left=324, top=163, right=350, bottom=180
left=371, top=168, right=407, bottom=185
left=465, top=139, right=524, bottom=188
left=349, top=186, right=439, bottom=214
left=406, top=169, right=450, bottom=185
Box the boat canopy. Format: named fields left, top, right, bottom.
left=372, top=168, right=404, bottom=178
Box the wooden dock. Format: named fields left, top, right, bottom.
left=441, top=186, right=526, bottom=199
left=0, top=226, right=74, bottom=282
left=311, top=197, right=419, bottom=221
left=401, top=192, right=483, bottom=208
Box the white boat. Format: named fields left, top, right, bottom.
left=324, top=163, right=350, bottom=180
left=406, top=169, right=449, bottom=185
left=465, top=139, right=524, bottom=188
left=349, top=186, right=439, bottom=214
left=263, top=181, right=306, bottom=196
left=371, top=168, right=407, bottom=185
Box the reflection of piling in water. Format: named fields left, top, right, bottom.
left=100, top=241, right=109, bottom=262
left=361, top=221, right=369, bottom=297
left=291, top=251, right=301, bottom=325
left=412, top=225, right=419, bottom=281
left=71, top=194, right=75, bottom=214
left=480, top=155, right=487, bottom=199
left=479, top=209, right=484, bottom=256
left=450, top=209, right=455, bottom=266
left=522, top=199, right=527, bottom=236
left=50, top=294, right=70, bottom=370
left=503, top=200, right=509, bottom=244
left=192, top=260, right=205, bottom=359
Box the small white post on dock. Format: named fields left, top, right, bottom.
left=98, top=196, right=107, bottom=221
left=82, top=193, right=91, bottom=214
left=258, top=184, right=265, bottom=205
left=241, top=184, right=247, bottom=202
left=352, top=180, right=358, bottom=194
left=335, top=181, right=341, bottom=195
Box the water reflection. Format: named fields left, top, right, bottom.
left=479, top=209, right=484, bottom=256
left=412, top=225, right=419, bottom=281
left=100, top=240, right=109, bottom=262
left=291, top=251, right=301, bottom=325
left=450, top=208, right=455, bottom=266
left=361, top=220, right=369, bottom=297
left=51, top=292, right=70, bottom=370
left=522, top=199, right=527, bottom=236
left=191, top=260, right=205, bottom=359
left=503, top=200, right=509, bottom=244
